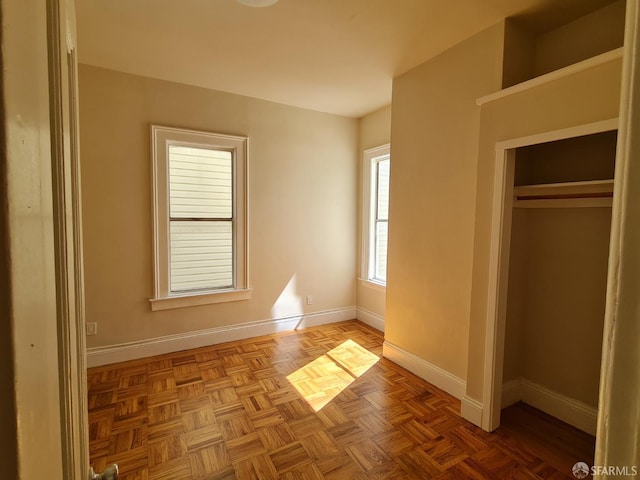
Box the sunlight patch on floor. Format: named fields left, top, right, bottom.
left=286, top=339, right=379, bottom=411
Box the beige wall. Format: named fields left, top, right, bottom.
left=466, top=58, right=622, bottom=401
left=357, top=105, right=391, bottom=319
left=523, top=209, right=610, bottom=406
left=360, top=106, right=392, bottom=152
left=535, top=0, right=626, bottom=76
left=502, top=20, right=536, bottom=89
left=502, top=1, right=625, bottom=89
left=501, top=209, right=527, bottom=383
left=385, top=23, right=505, bottom=379
left=504, top=208, right=611, bottom=407
left=79, top=65, right=358, bottom=348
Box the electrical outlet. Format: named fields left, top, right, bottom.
left=305, top=295, right=313, bottom=305
left=86, top=322, right=98, bottom=336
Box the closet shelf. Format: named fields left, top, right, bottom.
left=476, top=48, right=623, bottom=106
left=513, top=179, right=614, bottom=209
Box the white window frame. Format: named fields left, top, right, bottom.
left=360, top=144, right=390, bottom=290
left=150, top=125, right=250, bottom=311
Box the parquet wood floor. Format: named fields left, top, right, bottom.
left=88, top=320, right=594, bottom=479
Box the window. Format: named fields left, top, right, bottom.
left=361, top=145, right=390, bottom=287
left=150, top=126, right=250, bottom=311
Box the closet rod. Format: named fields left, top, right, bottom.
left=513, top=179, right=614, bottom=208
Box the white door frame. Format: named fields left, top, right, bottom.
left=48, top=0, right=90, bottom=477
left=595, top=0, right=640, bottom=473
left=481, top=118, right=619, bottom=432
left=2, top=0, right=89, bottom=477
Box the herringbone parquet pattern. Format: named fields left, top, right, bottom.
left=88, top=320, right=594, bottom=479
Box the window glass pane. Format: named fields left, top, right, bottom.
left=375, top=221, right=388, bottom=282
left=169, top=145, right=232, bottom=219
left=376, top=158, right=390, bottom=221
left=170, top=221, right=233, bottom=291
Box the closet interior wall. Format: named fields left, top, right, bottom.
left=503, top=131, right=617, bottom=413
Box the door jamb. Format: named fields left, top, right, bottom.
left=481, top=117, right=619, bottom=432
left=47, top=0, right=90, bottom=477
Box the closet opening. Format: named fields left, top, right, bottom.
left=481, top=119, right=618, bottom=442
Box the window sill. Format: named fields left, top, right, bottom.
left=359, top=278, right=386, bottom=292
left=150, top=288, right=252, bottom=311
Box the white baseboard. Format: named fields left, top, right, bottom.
left=457, top=377, right=597, bottom=435
left=87, top=306, right=356, bottom=368
left=461, top=396, right=483, bottom=426
left=499, top=377, right=597, bottom=435
left=356, top=307, right=385, bottom=332
left=520, top=378, right=597, bottom=436
left=382, top=341, right=466, bottom=399
left=501, top=378, right=522, bottom=408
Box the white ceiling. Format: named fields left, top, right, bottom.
left=76, top=0, right=616, bottom=118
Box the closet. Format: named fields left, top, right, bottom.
left=501, top=130, right=617, bottom=435
left=462, top=0, right=626, bottom=436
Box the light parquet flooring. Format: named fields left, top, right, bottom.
left=88, top=320, right=594, bottom=479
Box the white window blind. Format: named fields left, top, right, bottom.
left=373, top=158, right=390, bottom=282
left=168, top=146, right=234, bottom=292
